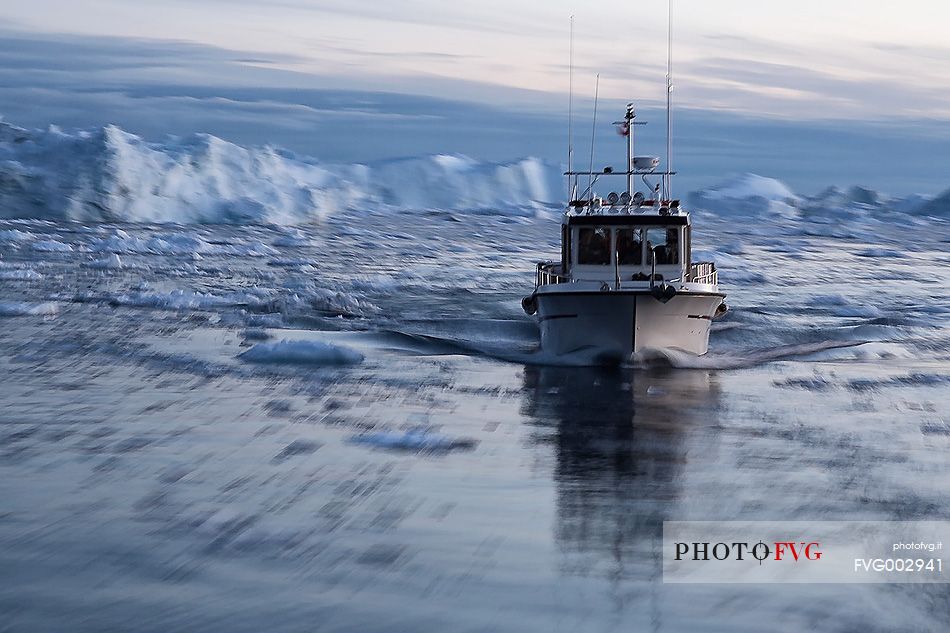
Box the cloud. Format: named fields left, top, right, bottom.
left=682, top=56, right=950, bottom=119
left=0, top=29, right=308, bottom=72
left=173, top=0, right=568, bottom=38
left=0, top=29, right=574, bottom=164
left=1, top=26, right=950, bottom=194
left=870, top=41, right=950, bottom=61
left=307, top=39, right=475, bottom=62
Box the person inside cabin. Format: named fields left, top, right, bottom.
left=578, top=227, right=610, bottom=265
left=660, top=228, right=680, bottom=265
left=648, top=228, right=680, bottom=265
left=616, top=228, right=642, bottom=265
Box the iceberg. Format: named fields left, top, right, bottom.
left=688, top=173, right=938, bottom=224
left=0, top=120, right=943, bottom=225
left=340, top=153, right=560, bottom=214
left=687, top=173, right=799, bottom=217
left=914, top=188, right=950, bottom=217
left=0, top=121, right=559, bottom=224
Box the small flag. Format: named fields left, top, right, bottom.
left=616, top=122, right=629, bottom=137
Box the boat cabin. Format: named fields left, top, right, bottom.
left=560, top=212, right=691, bottom=283
left=532, top=103, right=717, bottom=290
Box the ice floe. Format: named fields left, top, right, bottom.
left=347, top=429, right=477, bottom=453
left=857, top=248, right=903, bottom=258
left=0, top=268, right=43, bottom=280
left=31, top=239, right=73, bottom=252
left=239, top=339, right=364, bottom=365
left=85, top=253, right=124, bottom=269
left=0, top=301, right=59, bottom=316
left=111, top=288, right=274, bottom=311
left=0, top=229, right=36, bottom=242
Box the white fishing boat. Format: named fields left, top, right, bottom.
left=521, top=100, right=727, bottom=364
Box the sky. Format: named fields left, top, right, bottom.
left=1, top=1, right=950, bottom=194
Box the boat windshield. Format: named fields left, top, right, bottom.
left=616, top=228, right=642, bottom=265
left=645, top=227, right=680, bottom=265
left=572, top=224, right=683, bottom=267
left=577, top=227, right=611, bottom=265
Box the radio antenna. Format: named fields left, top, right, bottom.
left=587, top=73, right=600, bottom=202
left=567, top=16, right=576, bottom=201
left=665, top=0, right=673, bottom=200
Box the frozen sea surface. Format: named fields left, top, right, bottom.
left=0, top=207, right=949, bottom=632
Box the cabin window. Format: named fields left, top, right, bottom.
left=645, top=227, right=680, bottom=265
left=577, top=227, right=611, bottom=265
left=615, top=228, right=642, bottom=265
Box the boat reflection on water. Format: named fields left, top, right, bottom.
left=518, top=367, right=950, bottom=631
left=520, top=366, right=721, bottom=590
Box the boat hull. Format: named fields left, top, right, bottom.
left=535, top=290, right=724, bottom=362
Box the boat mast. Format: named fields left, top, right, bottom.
left=665, top=0, right=673, bottom=200
left=625, top=103, right=634, bottom=197
left=567, top=16, right=576, bottom=201
left=586, top=74, right=600, bottom=201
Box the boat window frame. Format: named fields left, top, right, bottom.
left=685, top=225, right=691, bottom=267
left=561, top=224, right=571, bottom=271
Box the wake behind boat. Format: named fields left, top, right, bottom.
left=522, top=103, right=727, bottom=364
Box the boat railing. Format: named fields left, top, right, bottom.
left=536, top=261, right=570, bottom=287
left=538, top=260, right=718, bottom=287
left=689, top=261, right=718, bottom=285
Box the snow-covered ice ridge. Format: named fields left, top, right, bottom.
left=687, top=173, right=946, bottom=220
left=0, top=121, right=947, bottom=224
left=0, top=122, right=560, bottom=223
